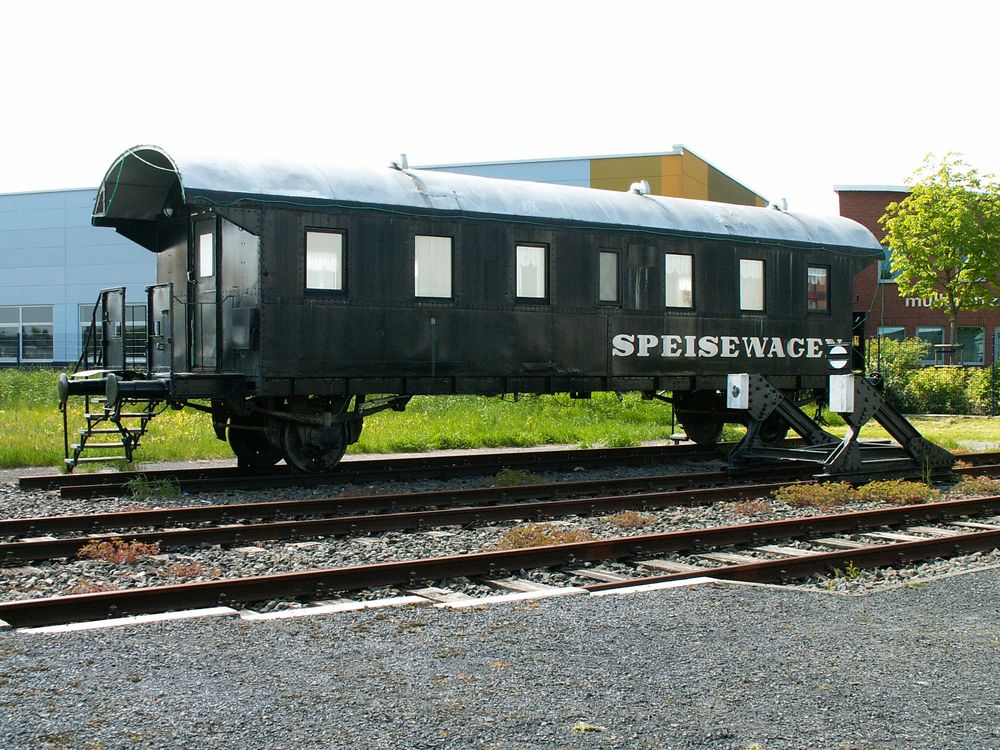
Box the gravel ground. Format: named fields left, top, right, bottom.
left=1, top=569, right=998, bottom=750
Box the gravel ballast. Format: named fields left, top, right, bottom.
left=1, top=569, right=998, bottom=749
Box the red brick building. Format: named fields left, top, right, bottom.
left=837, top=185, right=998, bottom=365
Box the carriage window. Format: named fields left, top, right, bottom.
left=807, top=266, right=829, bottom=312
left=415, top=235, right=452, bottom=298
left=516, top=244, right=547, bottom=300
left=198, top=232, right=214, bottom=278
left=599, top=251, right=619, bottom=303
left=665, top=253, right=693, bottom=308
left=739, top=259, right=765, bottom=311
left=306, top=230, right=344, bottom=291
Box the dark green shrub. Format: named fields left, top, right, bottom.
left=967, top=366, right=1000, bottom=415
left=865, top=337, right=928, bottom=411
left=903, top=366, right=970, bottom=414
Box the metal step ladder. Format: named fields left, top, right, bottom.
left=61, top=379, right=158, bottom=472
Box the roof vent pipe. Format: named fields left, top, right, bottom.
left=389, top=154, right=409, bottom=171
left=629, top=179, right=650, bottom=195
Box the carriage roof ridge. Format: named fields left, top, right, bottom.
left=93, top=145, right=883, bottom=255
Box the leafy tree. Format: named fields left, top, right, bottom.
left=880, top=153, right=1000, bottom=359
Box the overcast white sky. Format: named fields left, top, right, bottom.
left=2, top=0, right=996, bottom=215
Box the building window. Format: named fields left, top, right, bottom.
left=0, top=305, right=54, bottom=362
left=79, top=303, right=147, bottom=365
left=739, top=259, right=765, bottom=312
left=664, top=253, right=693, bottom=308
left=198, top=231, right=215, bottom=278
left=599, top=251, right=619, bottom=303
left=516, top=244, right=547, bottom=300
left=915, top=326, right=944, bottom=365
left=879, top=245, right=899, bottom=284
left=414, top=235, right=452, bottom=298
left=957, top=326, right=985, bottom=365
left=807, top=266, right=830, bottom=312
left=306, top=230, right=344, bottom=291
left=877, top=326, right=906, bottom=341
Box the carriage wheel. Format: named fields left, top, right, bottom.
left=228, top=414, right=283, bottom=469
left=675, top=390, right=725, bottom=446
left=281, top=422, right=348, bottom=473
left=757, top=413, right=790, bottom=446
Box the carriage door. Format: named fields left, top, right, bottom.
left=191, top=218, right=219, bottom=371
left=101, top=287, right=127, bottom=372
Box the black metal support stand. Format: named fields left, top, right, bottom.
left=726, top=373, right=954, bottom=478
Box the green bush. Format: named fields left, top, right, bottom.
left=865, top=337, right=928, bottom=411
left=866, top=337, right=999, bottom=415
left=967, top=366, right=1000, bottom=414
left=903, top=366, right=970, bottom=414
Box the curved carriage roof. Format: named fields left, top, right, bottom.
left=93, top=146, right=882, bottom=255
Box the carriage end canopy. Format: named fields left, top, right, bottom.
left=92, top=146, right=185, bottom=251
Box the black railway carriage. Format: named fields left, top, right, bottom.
left=62, top=145, right=883, bottom=471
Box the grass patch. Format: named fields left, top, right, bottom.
left=495, top=523, right=596, bottom=549
left=2, top=368, right=996, bottom=470
left=124, top=475, right=183, bottom=501
left=727, top=499, right=773, bottom=516
left=855, top=479, right=939, bottom=505
left=482, top=468, right=544, bottom=487
left=77, top=539, right=161, bottom=564
left=948, top=475, right=1000, bottom=496
left=772, top=481, right=859, bottom=508
left=603, top=510, right=657, bottom=529
left=774, top=479, right=939, bottom=508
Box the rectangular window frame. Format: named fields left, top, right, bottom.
left=664, top=252, right=694, bottom=310
left=877, top=325, right=906, bottom=342
left=0, top=304, right=54, bottom=363
left=414, top=234, right=454, bottom=300
left=956, top=325, right=985, bottom=365
left=598, top=250, right=620, bottom=305
left=305, top=228, right=347, bottom=294
left=739, top=258, right=766, bottom=313
left=806, top=265, right=830, bottom=313
left=915, top=326, right=944, bottom=365
left=515, top=243, right=549, bottom=303
left=879, top=245, right=899, bottom=284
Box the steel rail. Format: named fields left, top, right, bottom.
left=584, top=529, right=1000, bottom=591
left=18, top=443, right=727, bottom=494
left=0, top=480, right=806, bottom=564
left=2, top=496, right=999, bottom=628
left=1, top=464, right=811, bottom=539
left=23, top=449, right=1000, bottom=501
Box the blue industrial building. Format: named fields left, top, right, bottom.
left=0, top=188, right=154, bottom=364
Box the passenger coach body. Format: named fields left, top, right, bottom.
left=63, top=146, right=883, bottom=471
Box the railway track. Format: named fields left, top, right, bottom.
left=19, top=444, right=999, bottom=500
left=3, top=481, right=1000, bottom=628
left=0, top=467, right=1000, bottom=626
left=8, top=454, right=999, bottom=564
left=20, top=442, right=728, bottom=498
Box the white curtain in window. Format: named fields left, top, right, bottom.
left=740, top=259, right=764, bottom=311
left=665, top=254, right=693, bottom=308
left=415, top=235, right=452, bottom=298
left=517, top=245, right=545, bottom=298
left=306, top=232, right=343, bottom=290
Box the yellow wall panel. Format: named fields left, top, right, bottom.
left=590, top=156, right=663, bottom=195
left=585, top=150, right=763, bottom=205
